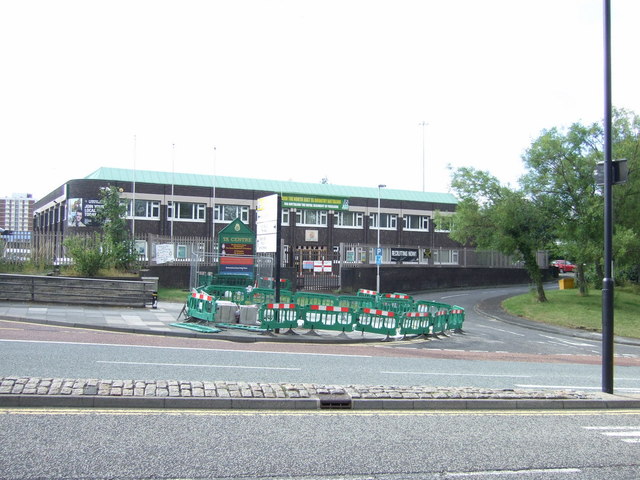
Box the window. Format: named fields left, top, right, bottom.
left=295, top=209, right=328, bottom=227
left=435, top=214, right=454, bottom=233
left=334, top=211, right=363, bottom=228
left=127, top=199, right=160, bottom=219
left=433, top=249, right=459, bottom=265
left=281, top=208, right=290, bottom=226
left=168, top=202, right=206, bottom=221
left=214, top=204, right=249, bottom=223
left=403, top=214, right=429, bottom=231
left=369, top=213, right=397, bottom=230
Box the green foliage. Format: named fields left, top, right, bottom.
left=449, top=167, right=553, bottom=302
left=63, top=235, right=108, bottom=277
left=62, top=186, right=137, bottom=276
left=96, top=186, right=138, bottom=271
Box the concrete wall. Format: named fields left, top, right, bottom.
left=340, top=266, right=552, bottom=294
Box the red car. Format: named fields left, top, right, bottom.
left=551, top=260, right=576, bottom=273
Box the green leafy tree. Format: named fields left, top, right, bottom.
left=521, top=109, right=640, bottom=292
left=95, top=186, right=137, bottom=271
left=449, top=167, right=554, bottom=302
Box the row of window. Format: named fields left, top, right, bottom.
left=126, top=200, right=451, bottom=232
left=37, top=199, right=452, bottom=232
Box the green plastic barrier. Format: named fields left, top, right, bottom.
left=197, top=272, right=214, bottom=287
left=247, top=288, right=293, bottom=306
left=292, top=292, right=337, bottom=307
left=202, top=285, right=249, bottom=304
left=259, top=303, right=299, bottom=332
left=186, top=290, right=217, bottom=322
left=256, top=277, right=292, bottom=290
left=335, top=295, right=376, bottom=310
left=211, top=275, right=254, bottom=287
left=356, top=288, right=378, bottom=299
left=448, top=306, right=465, bottom=332
left=354, top=307, right=399, bottom=338
left=399, top=311, right=432, bottom=336
left=377, top=293, right=415, bottom=315
left=301, top=304, right=356, bottom=332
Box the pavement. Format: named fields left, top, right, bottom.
left=1, top=297, right=639, bottom=410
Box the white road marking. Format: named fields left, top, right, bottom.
left=96, top=360, right=301, bottom=371
left=383, top=371, right=531, bottom=378
left=445, top=467, right=581, bottom=477
left=482, top=326, right=526, bottom=337
left=0, top=339, right=371, bottom=357
left=517, top=384, right=640, bottom=393
left=538, top=334, right=595, bottom=347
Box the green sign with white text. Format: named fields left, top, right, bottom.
left=281, top=194, right=349, bottom=211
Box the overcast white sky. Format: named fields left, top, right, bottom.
left=1, top=0, right=639, bottom=200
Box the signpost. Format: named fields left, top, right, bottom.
left=218, top=219, right=255, bottom=277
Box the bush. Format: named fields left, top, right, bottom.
left=64, top=235, right=108, bottom=277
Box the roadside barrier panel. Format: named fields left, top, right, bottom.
left=170, top=322, right=222, bottom=333
left=357, top=288, right=378, bottom=299
left=259, top=303, right=299, bottom=331
left=377, top=294, right=415, bottom=315
left=355, top=308, right=399, bottom=337
left=448, top=306, right=465, bottom=332
left=211, top=274, right=254, bottom=287
left=202, top=285, right=249, bottom=304
left=302, top=305, right=356, bottom=332
left=400, top=311, right=432, bottom=336
left=256, top=277, right=292, bottom=290
left=248, top=288, right=293, bottom=306
left=186, top=290, right=217, bottom=322
left=293, top=292, right=337, bottom=307
left=431, top=308, right=450, bottom=334
left=335, top=295, right=376, bottom=310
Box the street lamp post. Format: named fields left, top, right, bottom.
left=376, top=184, right=386, bottom=292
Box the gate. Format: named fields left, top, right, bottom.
left=294, top=247, right=340, bottom=292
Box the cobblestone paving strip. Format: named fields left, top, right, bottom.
left=0, top=377, right=595, bottom=400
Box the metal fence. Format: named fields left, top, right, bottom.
left=1, top=233, right=547, bottom=275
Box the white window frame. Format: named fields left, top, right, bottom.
left=281, top=208, right=290, bottom=226
left=214, top=204, right=250, bottom=223
left=127, top=199, right=160, bottom=219
left=432, top=249, right=459, bottom=265
left=369, top=213, right=397, bottom=230
left=295, top=209, right=328, bottom=227
left=168, top=201, right=206, bottom=222
left=334, top=211, right=364, bottom=229
left=403, top=214, right=430, bottom=231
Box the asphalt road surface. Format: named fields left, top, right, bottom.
left=1, top=408, right=639, bottom=479
left=1, top=284, right=639, bottom=393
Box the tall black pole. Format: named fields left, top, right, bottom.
left=274, top=194, right=282, bottom=304
left=602, top=0, right=614, bottom=394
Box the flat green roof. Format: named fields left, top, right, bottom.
left=84, top=167, right=457, bottom=204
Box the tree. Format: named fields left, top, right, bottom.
left=521, top=109, right=640, bottom=292
left=449, top=167, right=553, bottom=302
left=95, top=186, right=137, bottom=271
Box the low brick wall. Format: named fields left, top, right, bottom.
left=0, top=274, right=157, bottom=308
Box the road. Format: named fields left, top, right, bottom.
left=1, top=284, right=639, bottom=393
left=2, top=284, right=640, bottom=479
left=1, top=408, right=639, bottom=479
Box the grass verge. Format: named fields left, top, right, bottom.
left=502, top=287, right=640, bottom=339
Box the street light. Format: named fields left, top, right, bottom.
left=376, top=184, right=386, bottom=292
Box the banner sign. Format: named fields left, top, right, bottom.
left=390, top=248, right=419, bottom=263
left=281, top=194, right=349, bottom=211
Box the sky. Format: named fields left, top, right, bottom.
left=2, top=0, right=639, bottom=201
